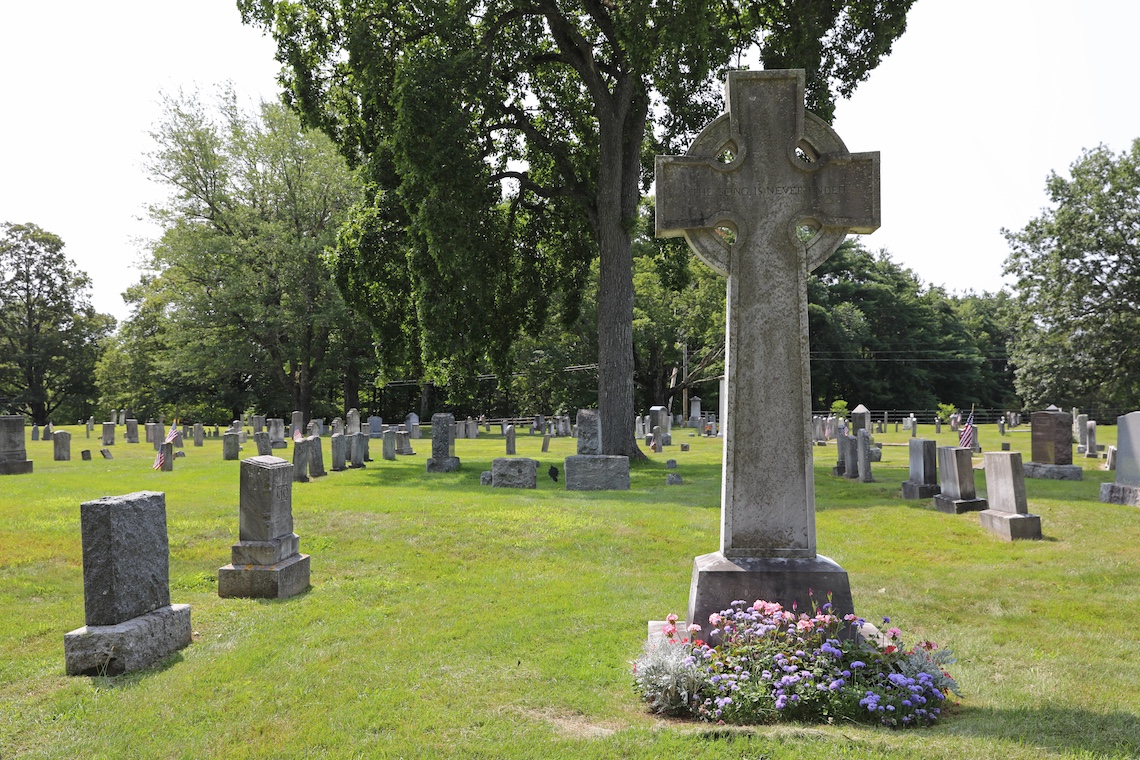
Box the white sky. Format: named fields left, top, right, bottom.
left=2, top=0, right=1138, bottom=322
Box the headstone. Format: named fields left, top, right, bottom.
left=396, top=430, right=415, bottom=455
left=347, top=409, right=361, bottom=435
left=349, top=432, right=367, bottom=468
left=331, top=432, right=347, bottom=471
left=901, top=438, right=940, bottom=499
left=49, top=430, right=70, bottom=460
left=505, top=425, right=516, bottom=455
left=64, top=492, right=191, bottom=676
left=680, top=443, right=690, bottom=452
left=152, top=423, right=165, bottom=451
left=100, top=448, right=113, bottom=459
left=125, top=419, right=139, bottom=444
left=292, top=437, right=309, bottom=482
left=1076, top=413, right=1089, bottom=447
left=32, top=425, right=41, bottom=441
left=252, top=431, right=271, bottom=457
left=360, top=427, right=373, bottom=461
left=1100, top=411, right=1140, bottom=505
left=426, top=413, right=460, bottom=473
left=689, top=396, right=702, bottom=428
left=467, top=418, right=479, bottom=439
left=541, top=434, right=551, bottom=453
left=332, top=417, right=344, bottom=436
left=101, top=423, right=115, bottom=446
left=407, top=412, right=421, bottom=439
left=291, top=411, right=304, bottom=438
left=564, top=454, right=631, bottom=491
left=932, top=447, right=988, bottom=513
left=1086, top=420, right=1099, bottom=459
left=368, top=416, right=384, bottom=438
left=0, top=416, right=34, bottom=475
left=665, top=459, right=678, bottom=469
left=850, top=404, right=871, bottom=435
left=856, top=429, right=873, bottom=483
left=252, top=415, right=266, bottom=434
left=268, top=419, right=287, bottom=449
left=86, top=417, right=94, bottom=438
left=576, top=409, right=602, bottom=455
left=218, top=456, right=310, bottom=599
left=935, top=417, right=942, bottom=435
left=223, top=432, right=241, bottom=460
left=160, top=442, right=174, bottom=472
left=491, top=457, right=538, bottom=488
left=308, top=436, right=326, bottom=477
left=1025, top=409, right=1082, bottom=480
left=307, top=420, right=320, bottom=438
left=193, top=423, right=204, bottom=447
left=651, top=425, right=663, bottom=454
left=666, top=473, right=683, bottom=485
left=119, top=409, right=126, bottom=425
left=382, top=429, right=397, bottom=461
left=841, top=434, right=859, bottom=480
left=979, top=452, right=1042, bottom=540
left=81, top=450, right=92, bottom=461
left=480, top=471, right=493, bottom=486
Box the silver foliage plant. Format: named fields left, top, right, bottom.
left=632, top=641, right=708, bottom=716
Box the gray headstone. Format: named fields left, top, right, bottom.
left=1031, top=410, right=1072, bottom=465
left=491, top=457, right=538, bottom=488
left=292, top=437, right=309, bottom=482
left=979, top=452, right=1042, bottom=540
left=368, top=416, right=384, bottom=438
left=505, top=425, right=516, bottom=455
left=426, top=413, right=460, bottom=472
left=81, top=450, right=92, bottom=461
left=268, top=419, right=287, bottom=449
left=933, top=446, right=988, bottom=513
left=308, top=435, right=326, bottom=477
left=564, top=455, right=631, bottom=491
left=100, top=448, right=113, bottom=459
left=901, top=438, right=940, bottom=499
left=349, top=432, right=366, bottom=468
left=31, top=425, right=40, bottom=441
left=0, top=416, right=33, bottom=475
left=101, top=422, right=115, bottom=446
left=331, top=432, right=347, bottom=471
left=253, top=431, right=272, bottom=457
left=541, top=434, right=551, bottom=453
left=125, top=419, right=139, bottom=444
left=291, top=411, right=304, bottom=438
left=841, top=435, right=859, bottom=480
left=666, top=473, right=683, bottom=486
left=382, top=429, right=397, bottom=460
left=347, top=409, right=360, bottom=435
left=1076, top=414, right=1089, bottom=446
left=223, top=432, right=241, bottom=460
left=576, top=409, right=602, bottom=455
left=480, top=471, right=493, bottom=485
left=1086, top=420, right=1099, bottom=459
left=856, top=429, right=873, bottom=482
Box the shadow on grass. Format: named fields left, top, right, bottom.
left=88, top=651, right=185, bottom=689
left=952, top=704, right=1140, bottom=757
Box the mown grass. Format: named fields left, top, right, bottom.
left=1, top=423, right=1137, bottom=759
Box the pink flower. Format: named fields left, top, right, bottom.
left=888, top=627, right=902, bottom=639
left=662, top=623, right=677, bottom=637
left=666, top=613, right=679, bottom=624
left=797, top=619, right=813, bottom=631
left=688, top=623, right=702, bottom=633
left=709, top=613, right=722, bottom=626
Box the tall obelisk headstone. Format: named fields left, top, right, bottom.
left=656, top=69, right=878, bottom=627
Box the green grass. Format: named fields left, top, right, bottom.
left=1, top=423, right=1138, bottom=759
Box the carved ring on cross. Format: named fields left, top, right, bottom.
left=679, top=112, right=852, bottom=278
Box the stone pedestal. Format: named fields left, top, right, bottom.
left=492, top=457, right=538, bottom=488
left=218, top=456, right=310, bottom=599
left=564, top=455, right=630, bottom=490
left=1023, top=462, right=1083, bottom=480
left=977, top=451, right=1041, bottom=540
left=901, top=438, right=940, bottom=499
left=64, top=604, right=192, bottom=676
left=1099, top=482, right=1140, bottom=506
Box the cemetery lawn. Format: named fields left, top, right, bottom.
left=2, top=424, right=1138, bottom=759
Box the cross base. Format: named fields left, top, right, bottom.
left=686, top=552, right=854, bottom=635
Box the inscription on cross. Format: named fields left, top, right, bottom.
left=655, top=70, right=879, bottom=627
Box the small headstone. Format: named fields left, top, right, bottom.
left=174, top=450, right=186, bottom=459
left=1086, top=420, right=1099, bottom=459
left=330, top=432, right=347, bottom=471
left=480, top=471, right=493, bottom=485
left=193, top=423, right=204, bottom=447
left=253, top=431, right=272, bottom=457
left=491, top=457, right=538, bottom=488
left=349, top=432, right=367, bottom=468
left=680, top=443, right=690, bottom=452
left=1106, top=445, right=1117, bottom=471
left=665, top=459, right=678, bottom=469
left=979, top=452, right=1042, bottom=540
left=222, top=432, right=241, bottom=460
left=100, top=448, right=113, bottom=459
left=268, top=419, right=287, bottom=449
left=31, top=425, right=40, bottom=441
left=933, top=447, right=988, bottom=513
left=576, top=409, right=602, bottom=455
left=308, top=436, right=326, bottom=477
left=541, top=434, right=551, bottom=453
left=426, top=413, right=460, bottom=472
left=1001, top=442, right=1011, bottom=451
left=407, top=412, right=421, bottom=439
left=64, top=491, right=191, bottom=676
left=218, top=456, right=311, bottom=599
left=901, top=439, right=940, bottom=499
left=666, top=473, right=683, bottom=486
left=505, top=425, right=516, bottom=455
left=382, top=429, right=397, bottom=461
left=101, top=423, right=115, bottom=446
left=0, top=416, right=34, bottom=475
left=652, top=425, right=663, bottom=454
left=252, top=415, right=266, bottom=434
left=856, top=429, right=873, bottom=483
left=842, top=435, right=859, bottom=480
left=81, top=450, right=92, bottom=461
left=125, top=419, right=139, bottom=444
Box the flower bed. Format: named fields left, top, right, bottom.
left=633, top=598, right=959, bottom=727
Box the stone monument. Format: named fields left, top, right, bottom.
left=1100, top=411, right=1140, bottom=506
left=491, top=457, right=539, bottom=488
left=979, top=452, right=1042, bottom=540
left=1024, top=408, right=1081, bottom=480
left=901, top=438, right=940, bottom=499
left=425, top=413, right=460, bottom=473
left=218, top=456, right=310, bottom=598
left=656, top=69, right=877, bottom=625
left=63, top=492, right=191, bottom=675
left=565, top=408, right=630, bottom=490
left=932, top=447, right=988, bottom=514
left=0, top=415, right=34, bottom=475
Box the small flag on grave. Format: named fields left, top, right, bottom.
left=959, top=409, right=975, bottom=450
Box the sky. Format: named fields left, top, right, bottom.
left=2, top=0, right=1138, bottom=323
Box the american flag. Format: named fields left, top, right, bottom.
left=959, top=411, right=975, bottom=450
left=164, top=421, right=181, bottom=444
left=293, top=426, right=304, bottom=443
left=152, top=450, right=164, bottom=470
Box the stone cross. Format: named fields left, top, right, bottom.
left=656, top=70, right=877, bottom=623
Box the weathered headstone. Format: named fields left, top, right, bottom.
left=193, top=423, right=204, bottom=447
left=268, top=418, right=287, bottom=449
left=1107, top=445, right=1117, bottom=471
left=406, top=412, right=421, bottom=439
left=565, top=408, right=630, bottom=490
left=856, top=429, right=873, bottom=483
left=291, top=411, right=304, bottom=439
left=851, top=404, right=871, bottom=435
left=32, top=425, right=41, bottom=441
left=308, top=435, right=326, bottom=477
left=492, top=457, right=538, bottom=488
left=1086, top=420, right=1099, bottom=459
left=1025, top=409, right=1081, bottom=480
left=1100, top=411, right=1140, bottom=505
left=689, top=396, right=702, bottom=428
left=979, top=452, right=1042, bottom=540
left=218, top=456, right=310, bottom=599
left=480, top=471, right=493, bottom=486
left=505, top=425, right=516, bottom=455
left=252, top=431, right=272, bottom=457
left=223, top=432, right=241, bottom=460
left=425, top=413, right=460, bottom=473
left=654, top=69, right=876, bottom=625
left=368, top=416, right=384, bottom=438
left=541, top=433, right=551, bottom=453
left=666, top=473, right=683, bottom=485
left=382, top=429, right=397, bottom=461
left=81, top=450, right=92, bottom=461
left=292, top=437, right=309, bottom=482
left=252, top=415, right=266, bottom=434
left=901, top=439, right=940, bottom=499
left=330, top=432, right=347, bottom=471
left=64, top=492, right=191, bottom=675
left=347, top=409, right=361, bottom=435
left=160, top=442, right=174, bottom=472
left=0, top=416, right=34, bottom=475
left=933, top=447, right=988, bottom=513
left=100, top=448, right=113, bottom=459
left=349, top=432, right=367, bottom=468
left=125, top=419, right=139, bottom=444
left=101, top=423, right=115, bottom=446
left=1076, top=413, right=1089, bottom=447
left=86, top=416, right=94, bottom=438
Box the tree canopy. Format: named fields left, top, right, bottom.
left=0, top=222, right=114, bottom=424
left=1004, top=139, right=1140, bottom=410
left=238, top=0, right=916, bottom=456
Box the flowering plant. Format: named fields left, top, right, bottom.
left=633, top=598, right=959, bottom=728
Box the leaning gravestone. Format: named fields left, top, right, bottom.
left=425, top=413, right=460, bottom=473
left=655, top=69, right=877, bottom=624
left=901, top=439, right=940, bottom=499
left=218, top=456, right=310, bottom=599
left=979, top=452, right=1042, bottom=540
left=0, top=416, right=34, bottom=475
left=254, top=431, right=273, bottom=457
left=933, top=447, right=988, bottom=514
left=308, top=435, right=327, bottom=477
left=1100, top=411, right=1140, bottom=506
left=566, top=408, right=630, bottom=490
left=63, top=491, right=191, bottom=675
left=1025, top=409, right=1081, bottom=480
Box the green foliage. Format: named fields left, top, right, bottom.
left=830, top=399, right=850, bottom=417
left=1004, top=139, right=1140, bottom=409
left=0, top=222, right=114, bottom=423
left=111, top=89, right=363, bottom=421
left=238, top=0, right=917, bottom=455
left=936, top=403, right=957, bottom=423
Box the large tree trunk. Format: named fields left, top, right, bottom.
left=594, top=80, right=649, bottom=460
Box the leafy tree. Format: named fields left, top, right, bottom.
left=1004, top=140, right=1140, bottom=409
left=238, top=0, right=916, bottom=457
left=0, top=223, right=114, bottom=424
left=134, top=90, right=362, bottom=422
